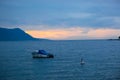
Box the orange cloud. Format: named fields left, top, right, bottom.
left=26, top=27, right=83, bottom=39
left=87, top=28, right=120, bottom=39
left=25, top=27, right=120, bottom=40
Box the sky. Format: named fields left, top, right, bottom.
left=0, top=0, right=120, bottom=40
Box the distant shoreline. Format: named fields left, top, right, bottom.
left=108, top=39, right=120, bottom=41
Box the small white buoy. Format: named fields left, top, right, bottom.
left=80, top=58, right=85, bottom=65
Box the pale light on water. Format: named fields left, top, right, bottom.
left=0, top=40, right=120, bottom=80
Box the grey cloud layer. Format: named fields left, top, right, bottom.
left=0, top=0, right=120, bottom=29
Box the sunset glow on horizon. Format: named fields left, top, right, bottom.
left=26, top=27, right=120, bottom=40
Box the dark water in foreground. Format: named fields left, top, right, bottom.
left=0, top=40, right=120, bottom=80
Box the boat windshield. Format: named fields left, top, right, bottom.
left=38, top=50, right=48, bottom=54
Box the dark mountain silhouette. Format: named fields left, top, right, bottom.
left=0, top=27, right=47, bottom=41
left=119, top=36, right=120, bottom=39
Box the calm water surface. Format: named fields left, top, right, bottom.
left=0, top=40, right=120, bottom=80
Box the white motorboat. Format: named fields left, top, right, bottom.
left=32, top=50, right=54, bottom=58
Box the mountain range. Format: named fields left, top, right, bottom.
left=0, top=27, right=47, bottom=41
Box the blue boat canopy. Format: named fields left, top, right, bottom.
left=38, top=50, right=48, bottom=55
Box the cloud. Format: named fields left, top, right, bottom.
left=64, top=13, right=94, bottom=19
left=87, top=28, right=120, bottom=39
left=0, top=0, right=120, bottom=29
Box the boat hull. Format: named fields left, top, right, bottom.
left=32, top=52, right=54, bottom=58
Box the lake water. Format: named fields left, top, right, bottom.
left=0, top=40, right=120, bottom=80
